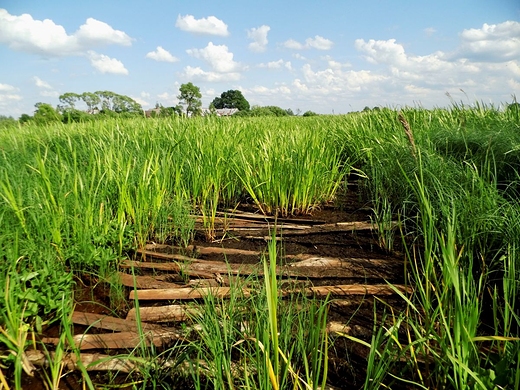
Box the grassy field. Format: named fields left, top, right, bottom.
left=0, top=106, right=519, bottom=389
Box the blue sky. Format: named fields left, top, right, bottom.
left=0, top=0, right=519, bottom=117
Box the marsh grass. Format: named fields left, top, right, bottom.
left=184, top=233, right=330, bottom=390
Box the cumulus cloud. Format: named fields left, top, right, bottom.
left=0, top=83, right=17, bottom=92
left=146, top=46, right=179, bottom=62
left=75, top=18, right=132, bottom=47
left=306, top=35, right=334, bottom=50
left=282, top=35, right=333, bottom=50
left=180, top=65, right=241, bottom=82
left=247, top=25, right=270, bottom=52
left=87, top=51, right=128, bottom=75
left=175, top=14, right=229, bottom=36
left=186, top=42, right=240, bottom=73
left=259, top=59, right=292, bottom=70
left=455, top=20, right=520, bottom=62
left=0, top=8, right=132, bottom=57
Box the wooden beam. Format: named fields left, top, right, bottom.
left=126, top=305, right=200, bottom=322
left=42, top=329, right=183, bottom=350
left=72, top=311, right=164, bottom=332
left=128, top=284, right=410, bottom=301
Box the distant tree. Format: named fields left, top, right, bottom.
left=33, top=103, right=62, bottom=124
left=61, top=109, right=91, bottom=124
left=302, top=110, right=318, bottom=117
left=59, top=92, right=81, bottom=109
left=81, top=92, right=101, bottom=112
left=233, top=105, right=290, bottom=117
left=285, top=108, right=294, bottom=116
left=178, top=82, right=202, bottom=116
left=19, top=113, right=32, bottom=124
left=93, top=91, right=142, bottom=114
left=211, top=90, right=250, bottom=111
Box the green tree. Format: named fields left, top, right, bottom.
left=302, top=110, right=318, bottom=117
left=178, top=82, right=202, bottom=116
left=81, top=92, right=101, bottom=113
left=19, top=113, right=32, bottom=124
left=211, top=90, right=250, bottom=111
left=59, top=92, right=81, bottom=109
left=33, top=103, right=62, bottom=125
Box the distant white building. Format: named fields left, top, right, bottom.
left=201, top=108, right=239, bottom=117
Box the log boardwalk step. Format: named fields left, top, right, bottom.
left=42, top=329, right=183, bottom=350
left=128, top=284, right=411, bottom=301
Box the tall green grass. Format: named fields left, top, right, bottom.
left=1, top=105, right=519, bottom=387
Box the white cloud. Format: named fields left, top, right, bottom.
left=282, top=35, right=333, bottom=51
left=247, top=25, right=270, bottom=52
left=186, top=42, right=240, bottom=73
left=180, top=66, right=241, bottom=82
left=175, top=14, right=229, bottom=36
left=157, top=92, right=177, bottom=105
left=87, top=51, right=128, bottom=75
left=355, top=38, right=408, bottom=66
left=146, top=46, right=179, bottom=62
left=259, top=59, right=292, bottom=70
left=283, top=39, right=305, bottom=50
left=0, top=9, right=132, bottom=57
left=455, top=20, right=520, bottom=62
left=75, top=18, right=132, bottom=47
left=306, top=35, right=334, bottom=50
left=33, top=76, right=52, bottom=89
left=0, top=82, right=17, bottom=92
left=131, top=95, right=149, bottom=107
left=0, top=93, right=22, bottom=103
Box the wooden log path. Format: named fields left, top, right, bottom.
left=40, top=213, right=407, bottom=368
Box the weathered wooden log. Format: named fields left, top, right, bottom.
left=72, top=311, right=164, bottom=332
left=117, top=272, right=186, bottom=289
left=129, top=283, right=410, bottom=301
left=42, top=329, right=183, bottom=350
left=126, top=305, right=200, bottom=322
left=129, top=286, right=250, bottom=300
left=121, top=255, right=402, bottom=280
left=25, top=350, right=136, bottom=373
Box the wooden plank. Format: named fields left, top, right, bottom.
left=72, top=311, right=164, bottom=332
left=120, top=259, right=216, bottom=279
left=244, top=221, right=399, bottom=238
left=129, top=286, right=251, bottom=300
left=122, top=258, right=261, bottom=277
left=117, top=272, right=185, bottom=289
left=26, top=350, right=136, bottom=373
left=218, top=210, right=325, bottom=225
left=303, top=284, right=411, bottom=297
left=122, top=256, right=402, bottom=280
left=126, top=305, right=200, bottom=322
left=166, top=245, right=261, bottom=257
left=129, top=284, right=409, bottom=301
left=42, top=329, right=183, bottom=350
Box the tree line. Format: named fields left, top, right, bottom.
left=1, top=82, right=320, bottom=127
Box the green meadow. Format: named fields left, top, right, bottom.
left=0, top=105, right=519, bottom=389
